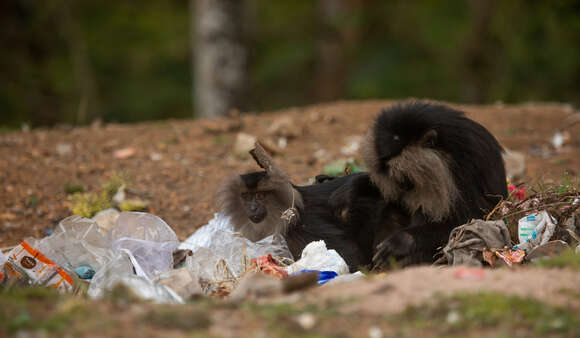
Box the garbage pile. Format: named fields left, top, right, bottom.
left=0, top=211, right=358, bottom=304
left=440, top=186, right=580, bottom=267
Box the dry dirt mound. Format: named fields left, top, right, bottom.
left=303, top=266, right=580, bottom=315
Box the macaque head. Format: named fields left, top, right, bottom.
left=241, top=191, right=268, bottom=223
left=238, top=172, right=271, bottom=223
left=217, top=170, right=303, bottom=242
left=361, top=102, right=459, bottom=221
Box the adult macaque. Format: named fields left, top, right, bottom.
left=352, top=101, right=508, bottom=268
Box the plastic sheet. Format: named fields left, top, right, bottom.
left=285, top=241, right=349, bottom=275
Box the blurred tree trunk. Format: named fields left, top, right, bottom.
left=56, top=0, right=98, bottom=124
left=192, top=0, right=246, bottom=118
left=314, top=0, right=348, bottom=102
left=462, top=0, right=497, bottom=103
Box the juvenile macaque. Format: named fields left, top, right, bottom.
left=217, top=144, right=369, bottom=272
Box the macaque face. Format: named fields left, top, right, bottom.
left=241, top=191, right=268, bottom=223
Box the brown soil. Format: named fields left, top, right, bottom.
left=307, top=265, right=580, bottom=314
left=1, top=100, right=578, bottom=246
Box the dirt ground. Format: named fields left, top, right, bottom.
left=1, top=100, right=579, bottom=246
left=1, top=100, right=579, bottom=337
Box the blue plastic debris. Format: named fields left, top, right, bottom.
left=75, top=265, right=96, bottom=280
left=293, top=270, right=338, bottom=285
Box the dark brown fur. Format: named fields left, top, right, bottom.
left=217, top=171, right=370, bottom=272
left=217, top=172, right=303, bottom=242
left=347, top=101, right=508, bottom=268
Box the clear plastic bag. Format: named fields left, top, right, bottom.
left=88, top=251, right=182, bottom=304
left=34, top=215, right=113, bottom=272
left=111, top=212, right=178, bottom=243
left=182, top=213, right=293, bottom=294
left=110, top=212, right=179, bottom=279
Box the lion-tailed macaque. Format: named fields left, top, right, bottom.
left=341, top=101, right=508, bottom=268
left=218, top=165, right=370, bottom=272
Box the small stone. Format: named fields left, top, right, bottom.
left=150, top=152, right=162, bottom=161
left=233, top=133, right=257, bottom=154
left=295, top=313, right=316, bottom=330
left=446, top=311, right=461, bottom=324
left=56, top=143, right=72, bottom=156
left=113, top=147, right=136, bottom=159
left=340, top=136, right=363, bottom=155
left=267, top=116, right=301, bottom=139
left=368, top=326, right=383, bottom=338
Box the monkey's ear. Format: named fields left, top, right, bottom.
left=420, top=129, right=437, bottom=148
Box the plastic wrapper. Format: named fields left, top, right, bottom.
left=110, top=212, right=180, bottom=279
left=34, top=215, right=112, bottom=272
left=293, top=270, right=338, bottom=285
left=3, top=242, right=73, bottom=292
left=286, top=241, right=349, bottom=275
left=253, top=254, right=288, bottom=279
left=516, top=210, right=557, bottom=251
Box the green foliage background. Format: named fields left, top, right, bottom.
left=1, top=0, right=579, bottom=127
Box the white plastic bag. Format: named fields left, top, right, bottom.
left=286, top=241, right=349, bottom=275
